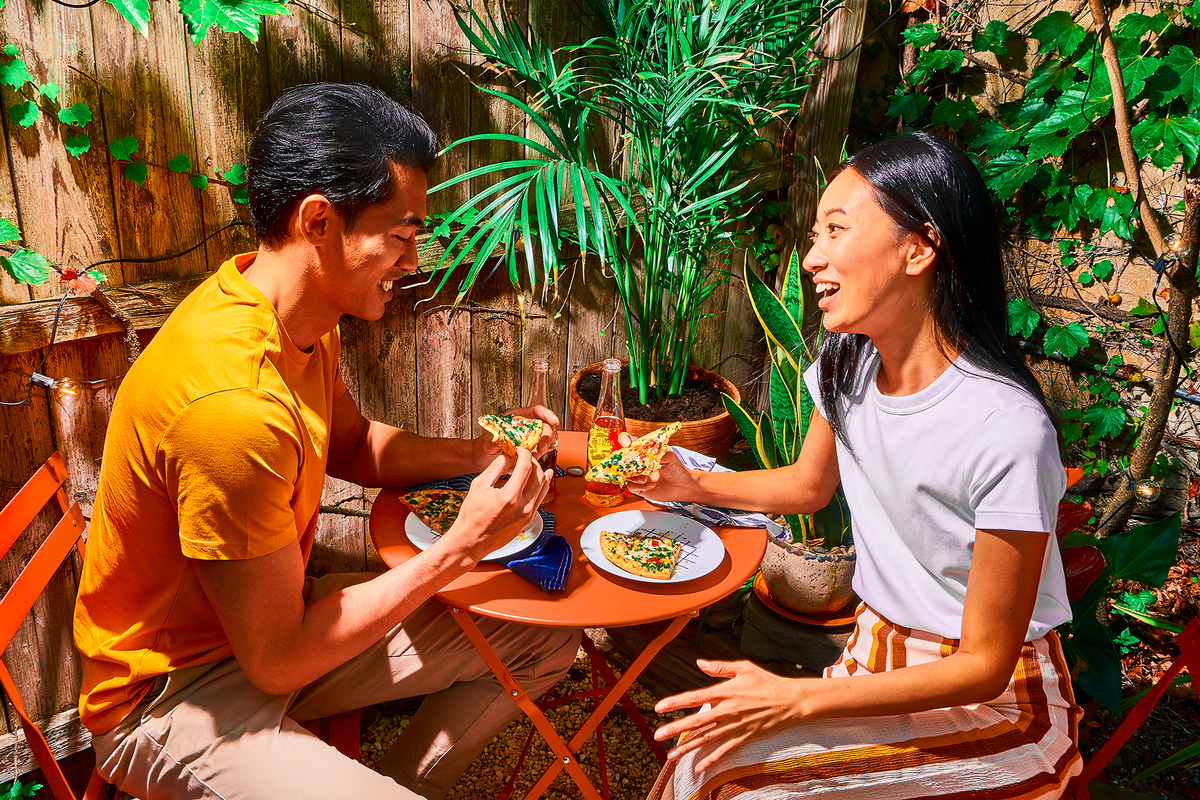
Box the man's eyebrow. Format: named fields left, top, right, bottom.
left=398, top=214, right=423, bottom=228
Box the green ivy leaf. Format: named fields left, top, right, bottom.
left=982, top=150, right=1037, bottom=201
left=85, top=268, right=106, bottom=283
left=1116, top=589, right=1156, bottom=613
left=1129, top=297, right=1159, bottom=316
left=906, top=49, right=965, bottom=87
left=37, top=82, right=59, bottom=102
left=57, top=102, right=92, bottom=127
left=1115, top=12, right=1170, bottom=42
left=1084, top=188, right=1134, bottom=239
left=0, top=249, right=51, bottom=284
left=231, top=186, right=248, bottom=204
left=1120, top=52, right=1161, bottom=100
left=1190, top=321, right=1200, bottom=350
left=1025, top=129, right=1071, bottom=161
left=1152, top=314, right=1166, bottom=336
left=930, top=97, right=977, bottom=130
left=220, top=163, right=247, bottom=185
left=1007, top=297, right=1041, bottom=338
left=124, top=161, right=147, bottom=185
left=1092, top=259, right=1114, bottom=281
left=1026, top=59, right=1079, bottom=100
left=970, top=120, right=1021, bottom=156
left=9, top=100, right=36, bottom=127
left=1134, top=113, right=1200, bottom=171
left=109, top=135, right=138, bottom=161
left=972, top=20, right=1008, bottom=55
left=1031, top=11, right=1087, bottom=59
left=901, top=22, right=939, bottom=48
left=178, top=0, right=291, bottom=46
left=1082, top=403, right=1125, bottom=443
left=1044, top=322, right=1088, bottom=358
left=1078, top=270, right=1093, bottom=286
left=190, top=174, right=209, bottom=190
left=886, top=91, right=928, bottom=124
left=0, top=56, right=30, bottom=89
left=168, top=153, right=192, bottom=172
left=2, top=45, right=17, bottom=57
left=1059, top=82, right=1113, bottom=124
left=0, top=217, right=19, bottom=244
left=107, top=0, right=150, bottom=37
left=1160, top=45, right=1200, bottom=108
left=1064, top=184, right=1093, bottom=231
left=64, top=134, right=90, bottom=157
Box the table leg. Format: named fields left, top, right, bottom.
left=446, top=605, right=603, bottom=800
left=523, top=611, right=696, bottom=800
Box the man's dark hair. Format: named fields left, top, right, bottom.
left=247, top=83, right=438, bottom=247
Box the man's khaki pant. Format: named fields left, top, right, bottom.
left=92, top=575, right=580, bottom=800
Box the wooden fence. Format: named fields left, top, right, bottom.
left=0, top=0, right=802, bottom=776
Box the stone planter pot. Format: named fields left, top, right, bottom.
left=758, top=536, right=856, bottom=616
left=567, top=360, right=740, bottom=461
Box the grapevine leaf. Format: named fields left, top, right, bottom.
left=972, top=20, right=1008, bottom=56
left=124, top=161, right=148, bottom=185
left=1129, top=297, right=1159, bottom=316
left=0, top=217, right=19, bottom=243
left=970, top=120, right=1022, bottom=156
left=109, top=135, right=138, bottom=161
left=886, top=91, right=929, bottom=123
left=1082, top=403, right=1125, bottom=444
left=1084, top=187, right=1134, bottom=239
left=982, top=150, right=1037, bottom=201
left=906, top=49, right=964, bottom=87
left=1115, top=12, right=1170, bottom=42
left=1026, top=59, right=1079, bottom=100
left=1152, top=315, right=1166, bottom=336
left=1160, top=45, right=1200, bottom=108
left=1065, top=184, right=1093, bottom=231
left=0, top=249, right=51, bottom=284
left=220, top=163, right=246, bottom=185
left=0, top=56, right=30, bottom=89
left=1059, top=83, right=1113, bottom=125
left=64, top=134, right=90, bottom=157
left=1007, top=297, right=1041, bottom=338
left=1186, top=0, right=1200, bottom=21
left=1092, top=259, right=1114, bottom=280
left=178, top=0, right=291, bottom=46
left=37, top=82, right=59, bottom=102
left=2, top=45, right=16, bottom=57
left=1031, top=11, right=1087, bottom=59
left=1078, top=271, right=1093, bottom=286
left=901, top=22, right=939, bottom=48
left=231, top=187, right=248, bottom=204
left=1135, top=114, right=1200, bottom=171
left=930, top=97, right=977, bottom=130
left=1044, top=322, right=1089, bottom=358
left=168, top=153, right=192, bottom=172
left=107, top=0, right=150, bottom=37
left=1025, top=130, right=1071, bottom=161
left=57, top=102, right=92, bottom=126
left=9, top=100, right=36, bottom=127
left=190, top=174, right=209, bottom=190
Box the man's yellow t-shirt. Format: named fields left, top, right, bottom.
left=73, top=253, right=346, bottom=735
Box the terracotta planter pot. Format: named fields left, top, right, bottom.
left=758, top=537, right=856, bottom=616
left=567, top=361, right=740, bottom=461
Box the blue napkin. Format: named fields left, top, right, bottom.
left=646, top=447, right=791, bottom=541
left=402, top=469, right=573, bottom=591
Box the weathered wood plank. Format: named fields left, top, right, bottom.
left=93, top=0, right=208, bottom=282
left=263, top=0, right=342, bottom=100
left=414, top=294, right=473, bottom=439
left=0, top=350, right=63, bottom=731
left=0, top=707, right=90, bottom=782
left=342, top=0, right=412, bottom=104
left=0, top=0, right=119, bottom=300
left=719, top=250, right=763, bottom=402
left=0, top=104, right=29, bottom=306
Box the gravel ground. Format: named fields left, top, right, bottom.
left=359, top=647, right=684, bottom=800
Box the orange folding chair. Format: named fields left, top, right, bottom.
left=1066, top=615, right=1199, bottom=799
left=0, top=451, right=107, bottom=800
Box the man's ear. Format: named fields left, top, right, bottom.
left=295, top=195, right=337, bottom=246
left=904, top=223, right=940, bottom=276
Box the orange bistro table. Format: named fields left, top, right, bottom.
left=368, top=430, right=767, bottom=800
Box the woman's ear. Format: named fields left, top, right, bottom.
left=904, top=222, right=940, bottom=276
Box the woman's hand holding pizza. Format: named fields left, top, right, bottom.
left=623, top=434, right=699, bottom=502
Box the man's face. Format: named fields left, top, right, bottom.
left=328, top=161, right=427, bottom=321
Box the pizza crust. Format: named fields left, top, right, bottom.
left=478, top=413, right=544, bottom=456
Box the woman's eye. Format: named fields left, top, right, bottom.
left=806, top=230, right=819, bottom=242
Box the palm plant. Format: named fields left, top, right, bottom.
left=427, top=0, right=822, bottom=404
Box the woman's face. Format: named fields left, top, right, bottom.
left=802, top=168, right=937, bottom=341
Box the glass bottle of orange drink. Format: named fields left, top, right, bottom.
left=526, top=357, right=557, bottom=505
left=584, top=358, right=626, bottom=507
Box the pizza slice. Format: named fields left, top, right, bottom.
left=478, top=413, right=544, bottom=456
left=584, top=421, right=681, bottom=485
left=401, top=489, right=466, bottom=535
left=599, top=530, right=682, bottom=580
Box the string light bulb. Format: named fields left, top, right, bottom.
left=29, top=372, right=82, bottom=409
left=1134, top=478, right=1162, bottom=503
left=1163, top=233, right=1192, bottom=262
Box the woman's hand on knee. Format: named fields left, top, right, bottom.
left=652, top=659, right=808, bottom=773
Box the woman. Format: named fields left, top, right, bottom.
left=633, top=131, right=1082, bottom=799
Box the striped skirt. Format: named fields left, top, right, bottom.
left=650, top=604, right=1082, bottom=800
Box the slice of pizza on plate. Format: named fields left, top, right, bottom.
left=599, top=530, right=682, bottom=580
left=401, top=489, right=466, bottom=535
left=584, top=421, right=681, bottom=485
left=478, top=413, right=544, bottom=456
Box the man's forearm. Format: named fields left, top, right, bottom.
left=328, top=420, right=483, bottom=487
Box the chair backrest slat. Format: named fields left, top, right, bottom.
left=0, top=503, right=85, bottom=653
left=0, top=452, right=69, bottom=559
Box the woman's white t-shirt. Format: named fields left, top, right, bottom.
left=802, top=349, right=1072, bottom=641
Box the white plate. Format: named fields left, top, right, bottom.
left=581, top=510, right=724, bottom=584
left=405, top=510, right=544, bottom=562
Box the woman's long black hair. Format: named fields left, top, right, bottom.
left=816, top=130, right=1055, bottom=441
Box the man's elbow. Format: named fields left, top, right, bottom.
left=239, top=655, right=303, bottom=697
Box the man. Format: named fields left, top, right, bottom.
left=73, top=83, right=578, bottom=800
